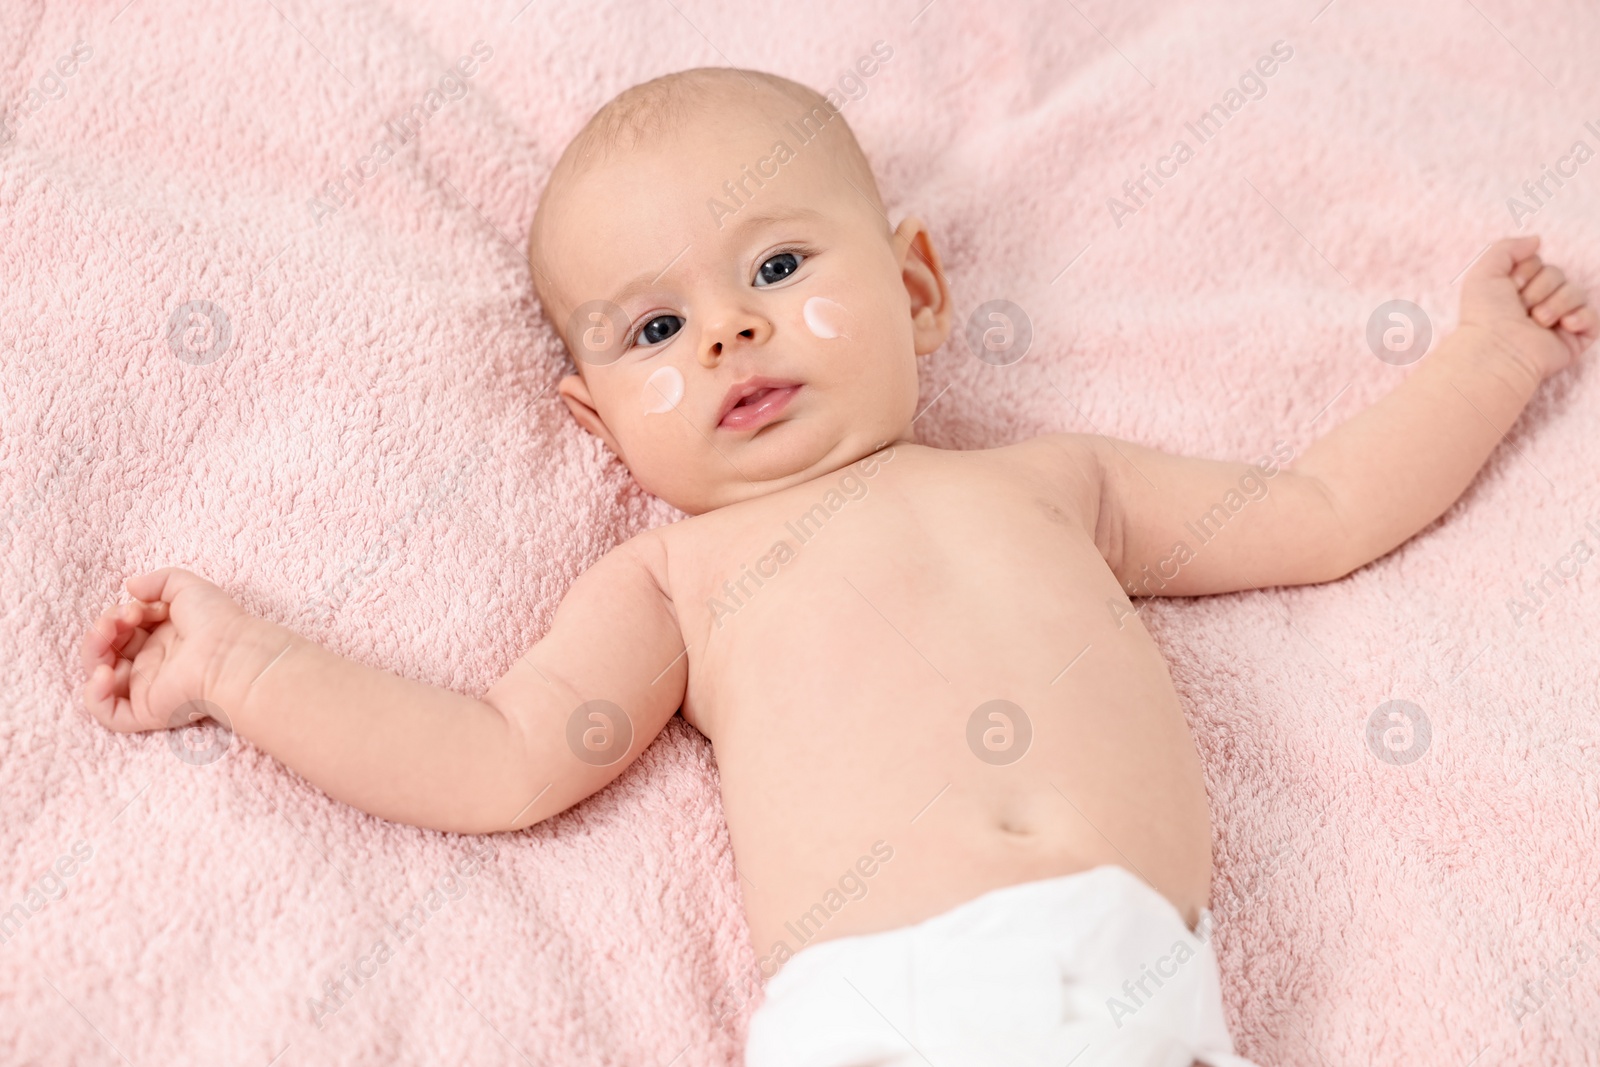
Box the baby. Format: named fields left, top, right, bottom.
left=81, top=67, right=1596, bottom=1066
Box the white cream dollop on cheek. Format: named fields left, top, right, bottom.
left=803, top=296, right=850, bottom=340
left=643, top=365, right=684, bottom=415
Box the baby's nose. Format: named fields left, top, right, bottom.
left=699, top=324, right=761, bottom=367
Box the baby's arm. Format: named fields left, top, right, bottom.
left=1053, top=235, right=1596, bottom=596
left=79, top=534, right=688, bottom=834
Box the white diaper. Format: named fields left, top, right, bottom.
left=744, top=864, right=1261, bottom=1067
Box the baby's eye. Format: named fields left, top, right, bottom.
left=754, top=251, right=805, bottom=287
left=634, top=314, right=683, bottom=347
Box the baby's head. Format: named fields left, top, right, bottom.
left=529, top=67, right=952, bottom=515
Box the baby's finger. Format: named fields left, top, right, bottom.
left=83, top=663, right=135, bottom=730
left=1520, top=265, right=1565, bottom=306
left=1531, top=281, right=1586, bottom=327
left=118, top=624, right=152, bottom=662
left=81, top=606, right=133, bottom=671
left=113, top=657, right=135, bottom=696
left=1559, top=305, right=1599, bottom=346
left=133, top=599, right=168, bottom=625
left=125, top=568, right=209, bottom=608
left=104, top=690, right=140, bottom=731
left=125, top=642, right=164, bottom=723
left=1511, top=253, right=1544, bottom=289
left=1470, top=235, right=1541, bottom=285
left=81, top=617, right=114, bottom=673
left=88, top=602, right=164, bottom=668
left=82, top=663, right=111, bottom=721
left=120, top=602, right=167, bottom=657
left=125, top=569, right=178, bottom=603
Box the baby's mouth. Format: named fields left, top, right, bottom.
left=717, top=377, right=803, bottom=431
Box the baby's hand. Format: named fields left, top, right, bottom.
left=80, top=568, right=248, bottom=733
left=1460, top=234, right=1598, bottom=381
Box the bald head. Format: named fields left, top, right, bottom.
left=527, top=67, right=885, bottom=339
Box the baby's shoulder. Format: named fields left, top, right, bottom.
left=977, top=432, right=1102, bottom=487
left=965, top=433, right=1107, bottom=525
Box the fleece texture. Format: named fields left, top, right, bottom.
left=2, top=0, right=1598, bottom=1063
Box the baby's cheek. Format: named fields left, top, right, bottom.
left=642, top=365, right=684, bottom=414
left=623, top=368, right=698, bottom=482
left=802, top=296, right=852, bottom=340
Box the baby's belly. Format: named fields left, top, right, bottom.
left=704, top=601, right=1216, bottom=975
left=731, top=769, right=1213, bottom=975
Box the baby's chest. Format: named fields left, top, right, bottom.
left=673, top=481, right=1115, bottom=681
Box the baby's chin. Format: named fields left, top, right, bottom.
left=645, top=423, right=899, bottom=514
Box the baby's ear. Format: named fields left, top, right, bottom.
left=893, top=216, right=953, bottom=355
left=557, top=371, right=626, bottom=458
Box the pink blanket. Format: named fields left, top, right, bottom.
left=4, top=0, right=1598, bottom=1062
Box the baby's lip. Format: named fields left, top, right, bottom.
left=716, top=376, right=803, bottom=428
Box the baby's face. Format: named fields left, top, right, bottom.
left=538, top=104, right=951, bottom=514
